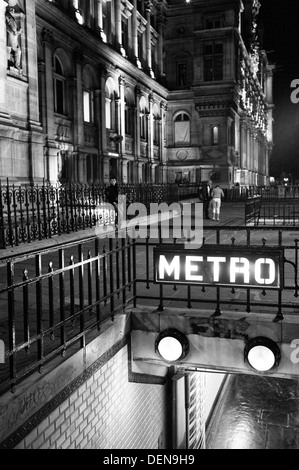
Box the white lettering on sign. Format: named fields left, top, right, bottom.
left=254, top=258, right=276, bottom=285
left=230, top=257, right=250, bottom=284
left=207, top=256, right=226, bottom=282
left=155, top=249, right=282, bottom=289
left=186, top=256, right=203, bottom=281
left=159, top=255, right=180, bottom=280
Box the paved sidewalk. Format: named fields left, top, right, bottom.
left=0, top=201, right=246, bottom=261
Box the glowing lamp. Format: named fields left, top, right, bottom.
left=155, top=329, right=189, bottom=362
left=244, top=337, right=281, bottom=372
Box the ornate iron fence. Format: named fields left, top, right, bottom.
left=0, top=181, right=180, bottom=249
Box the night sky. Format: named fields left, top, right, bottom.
left=259, top=0, right=299, bottom=180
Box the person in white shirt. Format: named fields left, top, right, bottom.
left=210, top=185, right=224, bottom=221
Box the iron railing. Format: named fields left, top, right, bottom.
left=0, top=224, right=298, bottom=396
left=245, top=196, right=262, bottom=225
left=256, top=199, right=299, bottom=226
left=0, top=233, right=136, bottom=394
left=0, top=181, right=180, bottom=249
left=4, top=181, right=299, bottom=248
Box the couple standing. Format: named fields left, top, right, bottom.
left=199, top=181, right=224, bottom=221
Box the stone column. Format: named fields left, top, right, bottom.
left=42, top=27, right=57, bottom=184
left=100, top=66, right=109, bottom=183
left=135, top=86, right=141, bottom=161
left=137, top=162, right=143, bottom=183
left=74, top=49, right=84, bottom=147
left=157, top=12, right=165, bottom=79
left=148, top=93, right=153, bottom=164
left=96, top=0, right=105, bottom=39
left=94, top=89, right=101, bottom=181
left=115, top=0, right=122, bottom=52
left=0, top=0, right=10, bottom=122
left=145, top=1, right=152, bottom=74
left=132, top=0, right=138, bottom=62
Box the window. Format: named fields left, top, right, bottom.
left=212, top=126, right=219, bottom=145
left=177, top=62, right=187, bottom=86
left=174, top=113, right=190, bottom=146
left=205, top=16, right=223, bottom=29
left=105, top=82, right=116, bottom=130
left=82, top=70, right=94, bottom=123
left=53, top=56, right=66, bottom=115
left=140, top=110, right=147, bottom=140
left=204, top=42, right=223, bottom=81
left=153, top=117, right=159, bottom=145
left=121, top=17, right=129, bottom=55
left=125, top=103, right=133, bottom=136
left=138, top=32, right=144, bottom=67
left=102, top=0, right=111, bottom=42
left=83, top=90, right=94, bottom=123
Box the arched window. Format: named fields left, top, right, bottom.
left=82, top=70, right=94, bottom=123
left=125, top=90, right=135, bottom=137
left=153, top=104, right=160, bottom=145
left=174, top=112, right=190, bottom=146
left=105, top=81, right=116, bottom=130
left=53, top=55, right=66, bottom=115
left=139, top=98, right=148, bottom=141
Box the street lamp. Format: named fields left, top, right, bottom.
left=155, top=329, right=189, bottom=362
left=244, top=337, right=281, bottom=372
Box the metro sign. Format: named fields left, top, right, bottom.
left=154, top=245, right=284, bottom=289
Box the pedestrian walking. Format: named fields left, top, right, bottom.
left=198, top=180, right=212, bottom=219
left=210, top=184, right=224, bottom=221
left=106, top=177, right=119, bottom=226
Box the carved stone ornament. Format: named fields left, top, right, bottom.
left=176, top=150, right=188, bottom=161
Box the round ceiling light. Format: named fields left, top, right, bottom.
left=244, top=337, right=281, bottom=372
left=155, top=329, right=189, bottom=362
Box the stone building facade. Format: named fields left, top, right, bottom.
left=0, top=0, right=273, bottom=188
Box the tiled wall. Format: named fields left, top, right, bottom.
left=14, top=346, right=168, bottom=449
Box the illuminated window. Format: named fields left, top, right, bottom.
left=82, top=70, right=94, bottom=123
left=174, top=113, right=190, bottom=146
left=105, top=83, right=116, bottom=130
left=212, top=126, right=219, bottom=145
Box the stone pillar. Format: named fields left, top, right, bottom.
left=145, top=1, right=152, bottom=74
left=115, top=0, right=122, bottom=51
left=119, top=76, right=126, bottom=154
left=94, top=89, right=101, bottom=181
left=137, top=162, right=143, bottom=183
left=157, top=13, right=165, bottom=79
left=26, top=0, right=44, bottom=182
left=96, top=0, right=104, bottom=38
left=148, top=93, right=153, bottom=165
left=0, top=0, right=11, bottom=122
left=42, top=27, right=58, bottom=184
left=135, top=86, right=141, bottom=161
left=122, top=159, right=128, bottom=184
left=100, top=66, right=109, bottom=183
left=74, top=49, right=84, bottom=147
left=132, top=0, right=138, bottom=62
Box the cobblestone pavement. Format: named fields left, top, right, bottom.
left=206, top=373, right=299, bottom=449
